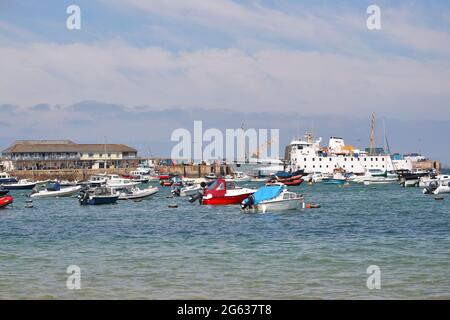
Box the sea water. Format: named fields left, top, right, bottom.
left=0, top=176, right=449, bottom=299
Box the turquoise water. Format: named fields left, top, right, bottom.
left=0, top=178, right=449, bottom=299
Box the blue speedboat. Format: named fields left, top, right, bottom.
left=79, top=187, right=119, bottom=205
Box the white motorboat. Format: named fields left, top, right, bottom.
left=363, top=177, right=399, bottom=185
left=31, top=185, right=82, bottom=198
left=106, top=174, right=140, bottom=188
left=420, top=174, right=450, bottom=188
left=205, top=173, right=218, bottom=179
left=114, top=186, right=159, bottom=200
left=86, top=174, right=108, bottom=187
left=179, top=184, right=203, bottom=197
left=433, top=181, right=450, bottom=195
left=225, top=171, right=251, bottom=183
left=241, top=184, right=304, bottom=213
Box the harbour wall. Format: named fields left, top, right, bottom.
left=9, top=164, right=233, bottom=181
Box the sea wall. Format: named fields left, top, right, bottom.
left=9, top=164, right=233, bottom=181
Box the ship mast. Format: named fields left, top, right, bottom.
left=370, top=113, right=376, bottom=156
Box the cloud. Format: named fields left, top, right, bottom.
left=0, top=101, right=448, bottom=163
left=1, top=41, right=450, bottom=119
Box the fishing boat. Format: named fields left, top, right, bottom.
left=1, top=179, right=36, bottom=190
left=113, top=186, right=159, bottom=200
left=30, top=182, right=82, bottom=199
left=0, top=172, right=17, bottom=184
left=0, top=195, right=13, bottom=209
left=201, top=178, right=256, bottom=205
left=241, top=184, right=304, bottom=213
left=78, top=187, right=119, bottom=205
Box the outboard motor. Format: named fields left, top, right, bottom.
left=171, top=185, right=181, bottom=197
left=241, top=195, right=255, bottom=210
left=423, top=181, right=439, bottom=194
left=189, top=191, right=203, bottom=204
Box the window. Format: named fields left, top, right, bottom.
left=88, top=153, right=94, bottom=157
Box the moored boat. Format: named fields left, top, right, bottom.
left=0, top=172, right=17, bottom=184
left=433, top=181, right=450, bottom=195
left=0, top=195, right=13, bottom=209
left=201, top=178, right=256, bottom=205
left=241, top=184, right=304, bottom=213
left=1, top=179, right=36, bottom=190
left=113, top=186, right=159, bottom=200
left=78, top=187, right=119, bottom=205
left=30, top=182, right=82, bottom=199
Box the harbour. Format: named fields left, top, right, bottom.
left=1, top=0, right=450, bottom=303
left=0, top=177, right=449, bottom=299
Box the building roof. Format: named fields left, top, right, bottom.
left=2, top=140, right=137, bottom=154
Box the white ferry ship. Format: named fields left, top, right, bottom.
left=286, top=133, right=412, bottom=174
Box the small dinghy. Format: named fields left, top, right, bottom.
left=30, top=181, right=82, bottom=199
left=114, top=186, right=159, bottom=200
left=241, top=184, right=303, bottom=213
left=0, top=195, right=13, bottom=209
left=78, top=187, right=119, bottom=205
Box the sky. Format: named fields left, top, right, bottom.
left=0, top=1, right=449, bottom=165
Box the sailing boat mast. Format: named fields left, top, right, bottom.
left=104, top=136, right=108, bottom=169
left=370, top=113, right=376, bottom=156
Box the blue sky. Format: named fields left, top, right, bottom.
left=0, top=1, right=449, bottom=164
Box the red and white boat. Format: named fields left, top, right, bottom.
left=0, top=195, right=13, bottom=209
left=202, top=178, right=256, bottom=205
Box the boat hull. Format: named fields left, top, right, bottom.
left=83, top=195, right=119, bottom=205
left=0, top=195, right=13, bottom=208
left=30, top=186, right=82, bottom=198
left=202, top=193, right=253, bottom=205
left=2, top=183, right=36, bottom=190
left=118, top=188, right=158, bottom=200
left=254, top=199, right=303, bottom=213
left=434, top=186, right=450, bottom=195
left=323, top=179, right=346, bottom=185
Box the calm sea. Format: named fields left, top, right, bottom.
left=1, top=174, right=449, bottom=299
